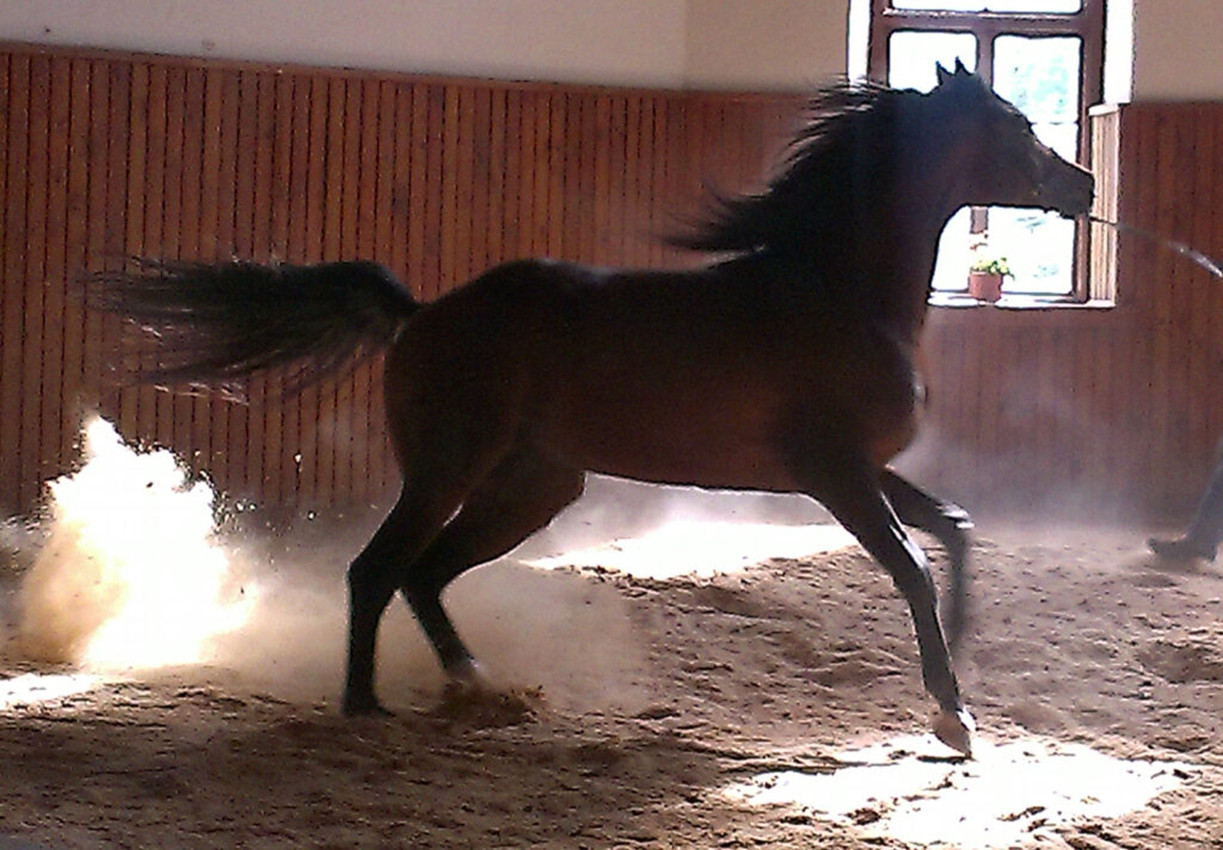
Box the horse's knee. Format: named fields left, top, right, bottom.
left=347, top=552, right=401, bottom=617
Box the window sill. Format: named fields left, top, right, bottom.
left=929, top=293, right=1116, bottom=311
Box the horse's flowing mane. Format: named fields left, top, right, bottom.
left=671, top=79, right=912, bottom=260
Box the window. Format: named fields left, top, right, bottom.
left=866, top=0, right=1105, bottom=301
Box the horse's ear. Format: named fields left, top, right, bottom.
left=954, top=57, right=969, bottom=76
left=936, top=62, right=952, bottom=86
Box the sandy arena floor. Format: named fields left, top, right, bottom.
left=1, top=499, right=1221, bottom=849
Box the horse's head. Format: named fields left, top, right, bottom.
left=922, top=60, right=1094, bottom=219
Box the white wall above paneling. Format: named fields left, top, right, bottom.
left=0, top=0, right=1215, bottom=99
left=0, top=0, right=692, bottom=88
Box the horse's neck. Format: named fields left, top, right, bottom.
left=863, top=193, right=958, bottom=344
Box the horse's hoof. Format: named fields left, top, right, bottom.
left=341, top=694, right=394, bottom=718
left=447, top=656, right=493, bottom=690
left=932, top=706, right=975, bottom=757
left=1148, top=536, right=1216, bottom=563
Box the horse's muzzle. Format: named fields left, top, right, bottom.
left=1043, top=161, right=1095, bottom=219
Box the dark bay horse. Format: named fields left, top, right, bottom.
left=89, top=63, right=1093, bottom=756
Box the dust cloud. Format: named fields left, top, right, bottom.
left=13, top=417, right=251, bottom=668
left=7, top=417, right=742, bottom=716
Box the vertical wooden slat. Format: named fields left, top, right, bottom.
left=422, top=84, right=445, bottom=296
left=306, top=75, right=346, bottom=508
left=352, top=79, right=382, bottom=502
left=622, top=94, right=644, bottom=264
left=19, top=55, right=50, bottom=508
left=648, top=97, right=669, bottom=267
left=373, top=80, right=397, bottom=267
left=546, top=92, right=567, bottom=259
left=501, top=88, right=523, bottom=262
left=468, top=85, right=491, bottom=277
left=404, top=83, right=428, bottom=296
left=604, top=93, right=626, bottom=266
left=1185, top=106, right=1215, bottom=493
left=60, top=59, right=91, bottom=458
left=84, top=59, right=114, bottom=420
left=512, top=88, right=535, bottom=259
left=0, top=53, right=10, bottom=506
left=167, top=64, right=194, bottom=462
left=1111, top=107, right=1144, bottom=505
left=1146, top=113, right=1178, bottom=511
left=103, top=64, right=134, bottom=428
left=227, top=69, right=258, bottom=499
left=451, top=85, right=476, bottom=285
left=240, top=71, right=275, bottom=503
left=124, top=63, right=153, bottom=449
left=529, top=90, right=550, bottom=256
left=330, top=77, right=363, bottom=505
left=179, top=67, right=212, bottom=478
left=0, top=53, right=28, bottom=512
left=1165, top=111, right=1195, bottom=503
left=40, top=57, right=70, bottom=487
left=282, top=71, right=315, bottom=513
left=389, top=83, right=413, bottom=282
left=258, top=72, right=296, bottom=508
left=570, top=92, right=593, bottom=262
left=1208, top=108, right=1223, bottom=474
left=294, top=74, right=330, bottom=509
left=269, top=73, right=295, bottom=261
left=179, top=64, right=220, bottom=493
left=196, top=69, right=238, bottom=495
left=0, top=51, right=12, bottom=510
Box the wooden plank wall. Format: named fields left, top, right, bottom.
left=0, top=42, right=796, bottom=519
left=3, top=41, right=1221, bottom=525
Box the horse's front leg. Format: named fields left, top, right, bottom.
left=879, top=468, right=973, bottom=654
left=806, top=456, right=975, bottom=756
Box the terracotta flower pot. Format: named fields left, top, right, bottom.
left=968, top=270, right=1003, bottom=302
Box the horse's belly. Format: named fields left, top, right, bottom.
left=586, top=439, right=798, bottom=493
left=536, top=389, right=800, bottom=492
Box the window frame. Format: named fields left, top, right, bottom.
left=867, top=0, right=1106, bottom=303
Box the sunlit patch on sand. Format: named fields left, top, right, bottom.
left=726, top=734, right=1196, bottom=849
left=0, top=672, right=100, bottom=709
left=14, top=416, right=255, bottom=670
left=526, top=519, right=854, bottom=579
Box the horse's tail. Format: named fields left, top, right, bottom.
left=86, top=258, right=419, bottom=398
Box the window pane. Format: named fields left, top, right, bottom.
left=931, top=208, right=973, bottom=292
left=989, top=36, right=1081, bottom=295
left=994, top=35, right=1081, bottom=159
left=932, top=209, right=1077, bottom=296
left=985, top=0, right=1080, bottom=10
left=994, top=36, right=1080, bottom=123
left=888, top=31, right=977, bottom=91
left=892, top=0, right=1080, bottom=10
left=990, top=209, right=1076, bottom=294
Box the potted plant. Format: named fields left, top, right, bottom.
left=967, top=254, right=1011, bottom=303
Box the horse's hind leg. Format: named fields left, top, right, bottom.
left=880, top=469, right=973, bottom=653
left=804, top=455, right=973, bottom=755
left=400, top=448, right=586, bottom=684
left=343, top=479, right=470, bottom=716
